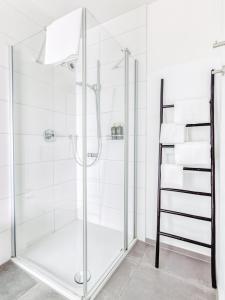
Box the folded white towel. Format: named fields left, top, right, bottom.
left=174, top=99, right=210, bottom=124
left=175, top=142, right=211, bottom=165
left=161, top=164, right=183, bottom=188
left=160, top=123, right=186, bottom=144
left=39, top=8, right=82, bottom=65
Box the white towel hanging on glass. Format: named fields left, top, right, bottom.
left=37, top=8, right=82, bottom=65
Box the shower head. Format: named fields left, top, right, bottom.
left=112, top=57, right=124, bottom=70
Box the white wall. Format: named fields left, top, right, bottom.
left=146, top=0, right=224, bottom=297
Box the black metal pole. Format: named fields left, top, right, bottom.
left=155, top=79, right=164, bottom=268
left=210, top=71, right=217, bottom=289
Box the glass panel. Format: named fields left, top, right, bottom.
left=86, top=11, right=125, bottom=292
left=13, top=17, right=84, bottom=297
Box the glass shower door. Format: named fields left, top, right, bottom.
left=84, top=10, right=138, bottom=296
left=13, top=15, right=85, bottom=298
left=85, top=11, right=125, bottom=293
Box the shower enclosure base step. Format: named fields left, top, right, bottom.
left=13, top=220, right=136, bottom=299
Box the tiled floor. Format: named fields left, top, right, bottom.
left=96, top=242, right=217, bottom=300
left=0, top=241, right=217, bottom=300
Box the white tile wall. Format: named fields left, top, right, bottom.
left=13, top=37, right=78, bottom=253
left=75, top=6, right=147, bottom=240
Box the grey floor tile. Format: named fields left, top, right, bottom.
left=95, top=289, right=117, bottom=300
left=0, top=261, right=37, bottom=300
left=18, top=283, right=67, bottom=300
left=142, top=245, right=212, bottom=288
left=0, top=244, right=217, bottom=300
left=95, top=257, right=137, bottom=299
left=127, top=241, right=147, bottom=264
left=121, top=264, right=217, bottom=300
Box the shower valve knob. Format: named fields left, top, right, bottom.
left=44, top=129, right=55, bottom=142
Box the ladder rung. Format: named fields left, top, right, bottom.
left=160, top=232, right=212, bottom=248
left=183, top=167, right=211, bottom=172
left=161, top=144, right=174, bottom=148
left=160, top=209, right=211, bottom=221
left=161, top=187, right=211, bottom=196
left=163, top=104, right=174, bottom=108
left=186, top=123, right=211, bottom=127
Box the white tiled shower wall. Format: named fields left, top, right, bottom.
left=0, top=6, right=148, bottom=264
left=75, top=6, right=147, bottom=240
left=106, top=6, right=147, bottom=240
left=13, top=38, right=78, bottom=252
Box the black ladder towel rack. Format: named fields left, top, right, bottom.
left=155, top=71, right=217, bottom=289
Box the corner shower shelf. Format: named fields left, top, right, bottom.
left=106, top=135, right=124, bottom=140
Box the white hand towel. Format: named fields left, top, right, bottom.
left=160, top=123, right=186, bottom=144
left=175, top=142, right=211, bottom=165
left=161, top=164, right=183, bottom=188
left=174, top=99, right=210, bottom=124
left=39, top=8, right=82, bottom=65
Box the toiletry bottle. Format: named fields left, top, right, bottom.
left=111, top=123, right=117, bottom=140
left=117, top=123, right=123, bottom=140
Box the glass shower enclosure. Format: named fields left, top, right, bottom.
left=11, top=8, right=138, bottom=299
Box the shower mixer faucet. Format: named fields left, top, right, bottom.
left=43, top=129, right=55, bottom=142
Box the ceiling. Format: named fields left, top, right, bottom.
left=0, top=0, right=154, bottom=44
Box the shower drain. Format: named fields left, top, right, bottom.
left=74, top=270, right=91, bottom=284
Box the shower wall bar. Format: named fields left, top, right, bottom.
left=134, top=59, right=138, bottom=239
left=82, top=8, right=88, bottom=297
left=124, top=48, right=130, bottom=251
left=9, top=46, right=16, bottom=258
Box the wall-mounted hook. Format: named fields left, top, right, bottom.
left=212, top=66, right=225, bottom=75
left=213, top=40, right=225, bottom=48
